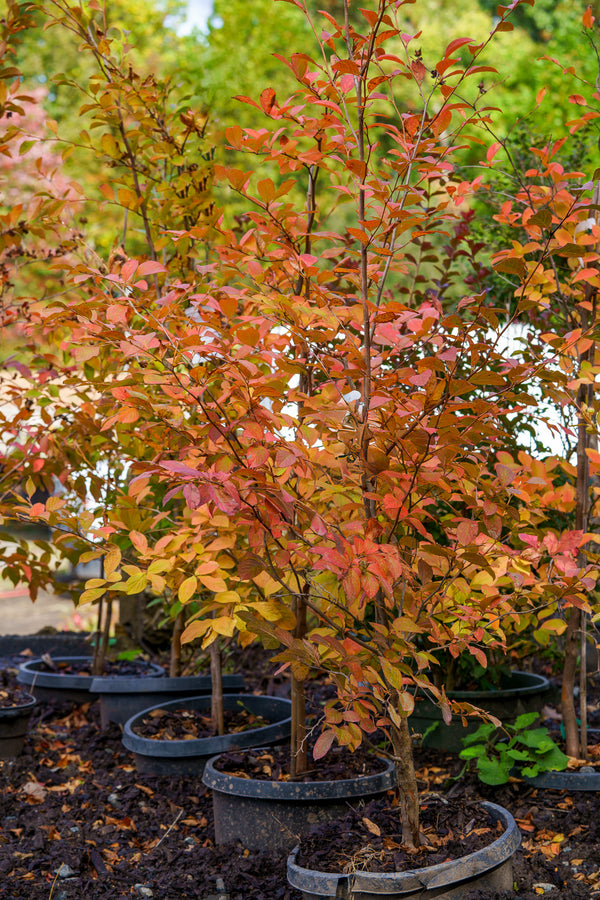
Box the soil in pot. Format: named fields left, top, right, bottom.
left=204, top=744, right=396, bottom=851
left=17, top=655, right=164, bottom=704
left=132, top=704, right=270, bottom=741
left=122, top=693, right=292, bottom=776
left=289, top=796, right=520, bottom=899
left=0, top=685, right=36, bottom=759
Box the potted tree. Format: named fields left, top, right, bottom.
left=1, top=1, right=237, bottom=715
left=54, top=0, right=568, bottom=874
left=485, top=5, right=600, bottom=787
left=7, top=0, right=573, bottom=888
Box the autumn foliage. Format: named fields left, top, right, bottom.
left=2, top=0, right=600, bottom=845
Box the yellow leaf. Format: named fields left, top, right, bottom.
left=148, top=559, right=172, bottom=574
left=178, top=575, right=198, bottom=604
left=79, top=588, right=107, bottom=605
left=104, top=547, right=121, bottom=577
left=381, top=658, right=403, bottom=690
left=123, top=573, right=148, bottom=594
left=46, top=496, right=65, bottom=512
left=214, top=590, right=242, bottom=605
left=212, top=616, right=236, bottom=637
left=181, top=620, right=210, bottom=644
left=252, top=572, right=281, bottom=596
left=252, top=600, right=286, bottom=622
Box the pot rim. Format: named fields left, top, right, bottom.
left=287, top=800, right=520, bottom=895
left=202, top=751, right=396, bottom=801
left=527, top=766, right=600, bottom=790
left=90, top=672, right=244, bottom=694
left=122, top=693, right=292, bottom=759
left=446, top=670, right=550, bottom=701
left=0, top=691, right=37, bottom=716
left=18, top=656, right=164, bottom=688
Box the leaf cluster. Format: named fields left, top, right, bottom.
left=459, top=711, right=568, bottom=785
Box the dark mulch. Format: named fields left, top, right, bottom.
left=31, top=657, right=161, bottom=678
left=132, top=706, right=270, bottom=741
left=297, top=796, right=501, bottom=872
left=0, top=652, right=599, bottom=898
left=0, top=687, right=33, bottom=709
left=213, top=744, right=389, bottom=782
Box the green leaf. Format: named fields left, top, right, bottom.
left=461, top=722, right=495, bottom=746
left=513, top=712, right=539, bottom=730
left=459, top=745, right=487, bottom=760
left=537, top=747, right=569, bottom=772
left=476, top=757, right=511, bottom=785
left=506, top=748, right=530, bottom=762
left=517, top=728, right=551, bottom=749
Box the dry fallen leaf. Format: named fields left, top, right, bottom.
left=362, top=817, right=381, bottom=837
left=21, top=781, right=46, bottom=803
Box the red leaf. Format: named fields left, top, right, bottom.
left=313, top=730, right=335, bottom=760
left=443, top=36, right=474, bottom=57
left=159, top=460, right=201, bottom=478
left=456, top=520, right=478, bottom=546
left=138, top=260, right=166, bottom=277
left=120, top=259, right=138, bottom=281
left=260, top=88, right=276, bottom=115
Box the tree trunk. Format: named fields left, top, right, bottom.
left=210, top=639, right=224, bottom=736
left=94, top=596, right=113, bottom=677
left=580, top=614, right=588, bottom=760
left=562, top=605, right=581, bottom=758
left=118, top=592, right=144, bottom=645
left=390, top=713, right=420, bottom=847
left=562, top=315, right=593, bottom=758
left=92, top=593, right=104, bottom=676
left=169, top=609, right=185, bottom=678
left=290, top=591, right=308, bottom=777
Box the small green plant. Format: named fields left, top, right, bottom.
left=459, top=713, right=569, bottom=785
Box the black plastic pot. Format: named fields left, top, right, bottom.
left=0, top=693, right=36, bottom=759
left=411, top=670, right=550, bottom=752
left=203, top=752, right=396, bottom=851
left=527, top=766, right=600, bottom=791
left=287, top=800, right=520, bottom=900
left=17, top=656, right=164, bottom=704
left=0, top=633, right=90, bottom=657
left=91, top=673, right=246, bottom=728
left=122, top=693, right=292, bottom=776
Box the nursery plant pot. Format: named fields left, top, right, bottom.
left=17, top=656, right=164, bottom=704
left=412, top=670, right=550, bottom=752
left=287, top=800, right=520, bottom=900
left=527, top=766, right=600, bottom=791
left=203, top=752, right=396, bottom=851
left=91, top=673, right=246, bottom=728
left=122, top=693, right=292, bottom=776
left=0, top=691, right=36, bottom=759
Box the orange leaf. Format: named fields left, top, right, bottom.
left=583, top=5, right=595, bottom=28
